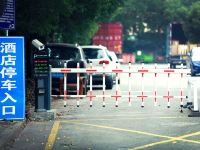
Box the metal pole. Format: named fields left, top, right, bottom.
left=128, top=62, right=131, bottom=106
left=64, top=62, right=67, bottom=107
left=6, top=30, right=8, bottom=36
left=89, top=62, right=93, bottom=107
left=77, top=62, right=80, bottom=107
left=141, top=63, right=144, bottom=107
left=180, top=64, right=184, bottom=112
left=102, top=62, right=106, bottom=107
left=167, top=63, right=170, bottom=108
left=154, top=63, right=157, bottom=106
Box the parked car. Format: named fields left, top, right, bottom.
left=81, top=45, right=115, bottom=89
left=186, top=47, right=200, bottom=76
left=46, top=43, right=88, bottom=95
left=108, top=51, right=121, bottom=84
left=108, top=51, right=119, bottom=63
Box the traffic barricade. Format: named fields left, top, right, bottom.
left=51, top=62, right=190, bottom=110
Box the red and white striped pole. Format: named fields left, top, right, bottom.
left=76, top=62, right=80, bottom=107
left=167, top=63, right=171, bottom=108
left=115, top=62, right=120, bottom=107
left=180, top=63, right=184, bottom=112
left=154, top=63, right=157, bottom=106
left=128, top=62, right=132, bottom=106
left=64, top=62, right=67, bottom=107
left=102, top=62, right=106, bottom=107
left=89, top=62, right=93, bottom=107
left=141, top=63, right=145, bottom=107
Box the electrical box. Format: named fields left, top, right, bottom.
left=33, top=48, right=50, bottom=111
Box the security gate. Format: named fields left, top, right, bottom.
left=51, top=63, right=190, bottom=110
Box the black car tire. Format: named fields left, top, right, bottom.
left=118, top=79, right=120, bottom=84
left=191, top=65, right=196, bottom=76
left=106, top=76, right=113, bottom=89
left=191, top=70, right=196, bottom=76
left=170, top=63, right=176, bottom=69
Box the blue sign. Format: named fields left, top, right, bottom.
left=0, top=0, right=15, bottom=29
left=0, top=37, right=25, bottom=120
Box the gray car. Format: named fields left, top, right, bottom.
left=47, top=43, right=88, bottom=95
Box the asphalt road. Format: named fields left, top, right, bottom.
left=10, top=64, right=200, bottom=150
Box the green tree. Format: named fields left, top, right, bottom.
left=114, top=0, right=168, bottom=53
left=2, top=0, right=123, bottom=77
left=184, top=1, right=200, bottom=43
left=113, top=0, right=200, bottom=53
left=10, top=0, right=123, bottom=44
left=60, top=0, right=123, bottom=44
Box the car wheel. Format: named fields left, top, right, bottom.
left=170, top=64, right=176, bottom=69
left=191, top=70, right=196, bottom=76
left=170, top=63, right=173, bottom=69
left=118, top=79, right=120, bottom=84
left=191, top=72, right=195, bottom=76
left=106, top=76, right=113, bottom=89
left=191, top=66, right=196, bottom=76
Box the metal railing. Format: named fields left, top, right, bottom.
left=51, top=63, right=191, bottom=110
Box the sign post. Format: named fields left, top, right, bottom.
left=0, top=37, right=25, bottom=120
left=0, top=0, right=15, bottom=30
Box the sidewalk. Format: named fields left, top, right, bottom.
left=0, top=101, right=57, bottom=150
left=0, top=120, right=26, bottom=150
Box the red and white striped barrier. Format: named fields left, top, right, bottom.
left=51, top=62, right=190, bottom=109
left=63, top=62, right=67, bottom=107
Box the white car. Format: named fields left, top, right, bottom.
left=108, top=51, right=121, bottom=84
left=81, top=45, right=117, bottom=89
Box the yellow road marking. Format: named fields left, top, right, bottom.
left=62, top=120, right=174, bottom=139
left=45, top=121, right=60, bottom=150
left=130, top=131, right=200, bottom=150
left=60, top=116, right=183, bottom=122
left=62, top=121, right=200, bottom=149
left=130, top=139, right=176, bottom=150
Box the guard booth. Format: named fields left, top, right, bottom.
left=32, top=39, right=51, bottom=112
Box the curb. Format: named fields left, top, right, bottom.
left=0, top=121, right=26, bottom=150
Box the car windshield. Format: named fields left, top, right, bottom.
left=192, top=49, right=200, bottom=61
left=48, top=46, right=81, bottom=60
left=82, top=48, right=104, bottom=59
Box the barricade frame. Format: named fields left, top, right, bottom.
left=51, top=62, right=190, bottom=110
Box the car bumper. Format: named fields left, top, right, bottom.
left=192, top=66, right=200, bottom=73
left=191, top=62, right=200, bottom=74
left=88, top=73, right=112, bottom=84
left=170, top=60, right=186, bottom=65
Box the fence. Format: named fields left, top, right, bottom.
left=51, top=62, right=192, bottom=111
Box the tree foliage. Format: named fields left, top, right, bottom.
left=1, top=0, right=122, bottom=77
left=7, top=0, right=123, bottom=44
left=113, top=0, right=200, bottom=53
left=184, top=1, right=200, bottom=43
left=2, top=0, right=200, bottom=51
